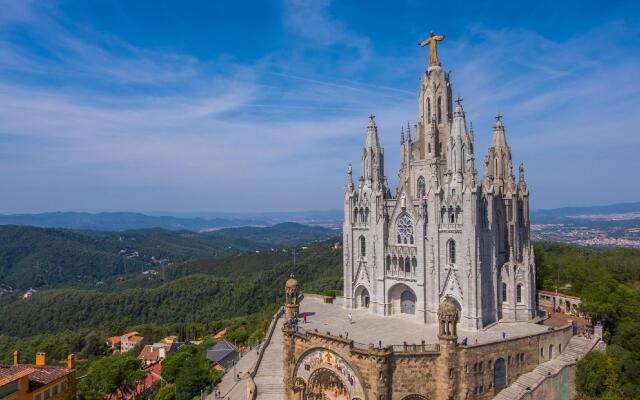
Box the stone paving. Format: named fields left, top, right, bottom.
left=298, top=296, right=550, bottom=347
left=254, top=317, right=284, bottom=400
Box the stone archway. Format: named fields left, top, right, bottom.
left=294, top=348, right=366, bottom=400
left=388, top=283, right=417, bottom=315
left=354, top=286, right=370, bottom=309
left=307, top=368, right=349, bottom=400
left=401, top=395, right=429, bottom=400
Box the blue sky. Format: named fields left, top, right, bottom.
left=0, top=0, right=639, bottom=213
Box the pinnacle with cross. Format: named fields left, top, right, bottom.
left=455, top=96, right=463, bottom=106
left=495, top=113, right=503, bottom=122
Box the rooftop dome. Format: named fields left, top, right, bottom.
left=286, top=274, right=298, bottom=288
left=438, top=297, right=458, bottom=317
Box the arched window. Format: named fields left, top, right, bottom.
left=364, top=207, right=370, bottom=223
left=437, top=96, right=442, bottom=123
left=452, top=149, right=456, bottom=172
left=386, top=255, right=391, bottom=271
left=353, top=207, right=358, bottom=223
left=494, top=358, right=506, bottom=387
left=548, top=344, right=554, bottom=360
left=502, top=282, right=507, bottom=303
left=455, top=206, right=462, bottom=224
left=359, top=236, right=366, bottom=257
left=397, top=214, right=414, bottom=245
left=494, top=157, right=499, bottom=177
left=359, top=208, right=364, bottom=223
left=448, top=240, right=456, bottom=264
left=427, top=98, right=431, bottom=123
left=481, top=198, right=488, bottom=228
left=428, top=143, right=432, bottom=154
left=404, top=258, right=411, bottom=273
left=417, top=176, right=426, bottom=198
left=441, top=207, right=446, bottom=223
left=516, top=284, right=523, bottom=303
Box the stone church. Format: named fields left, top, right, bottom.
left=279, top=34, right=597, bottom=400
left=342, top=33, right=536, bottom=329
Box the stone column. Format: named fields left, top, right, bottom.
left=283, top=323, right=297, bottom=400
left=370, top=344, right=392, bottom=400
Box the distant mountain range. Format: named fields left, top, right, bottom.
left=531, top=202, right=640, bottom=224
left=0, top=202, right=638, bottom=232
left=0, top=212, right=261, bottom=232
left=0, top=222, right=339, bottom=289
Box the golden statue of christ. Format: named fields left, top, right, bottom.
left=418, top=31, right=446, bottom=66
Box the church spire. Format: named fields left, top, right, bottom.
left=400, top=126, right=405, bottom=145
left=346, top=163, right=354, bottom=193
left=361, top=114, right=385, bottom=189
left=365, top=114, right=381, bottom=150
left=483, top=113, right=515, bottom=191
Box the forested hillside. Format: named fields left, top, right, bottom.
left=534, top=242, right=640, bottom=399
left=0, top=241, right=342, bottom=361
left=0, top=223, right=338, bottom=289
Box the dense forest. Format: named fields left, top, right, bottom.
left=534, top=242, right=640, bottom=399
left=0, top=241, right=342, bottom=365
left=2, top=231, right=640, bottom=399
left=0, top=223, right=338, bottom=289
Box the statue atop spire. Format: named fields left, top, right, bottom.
left=418, top=31, right=446, bottom=67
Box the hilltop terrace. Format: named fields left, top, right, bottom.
left=296, top=295, right=560, bottom=349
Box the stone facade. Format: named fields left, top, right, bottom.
left=282, top=296, right=574, bottom=400
left=343, top=47, right=535, bottom=330
left=281, top=38, right=583, bottom=400
left=537, top=290, right=581, bottom=315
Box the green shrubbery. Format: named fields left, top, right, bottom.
left=535, top=242, right=640, bottom=399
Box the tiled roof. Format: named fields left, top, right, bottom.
left=138, top=345, right=160, bottom=362
left=0, top=366, right=34, bottom=386
left=108, top=336, right=122, bottom=345
left=128, top=335, right=144, bottom=343
left=0, top=364, right=72, bottom=388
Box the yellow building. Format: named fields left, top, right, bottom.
left=0, top=352, right=76, bottom=400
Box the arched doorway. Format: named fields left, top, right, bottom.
left=306, top=368, right=349, bottom=400
left=494, top=357, right=506, bottom=387
left=401, top=290, right=416, bottom=314
left=388, top=284, right=417, bottom=315
left=354, top=286, right=370, bottom=309
left=361, top=289, right=370, bottom=308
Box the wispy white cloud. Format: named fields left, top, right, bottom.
left=0, top=1, right=637, bottom=212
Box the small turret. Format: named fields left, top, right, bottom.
left=284, top=274, right=300, bottom=320
left=438, top=297, right=459, bottom=340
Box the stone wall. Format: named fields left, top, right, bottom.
left=284, top=321, right=575, bottom=400
left=457, top=324, right=573, bottom=399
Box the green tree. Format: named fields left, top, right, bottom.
left=154, top=384, right=176, bottom=400
left=174, top=357, right=211, bottom=400
left=79, top=354, right=145, bottom=398
left=576, top=351, right=618, bottom=398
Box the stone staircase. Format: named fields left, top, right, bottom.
left=493, top=336, right=600, bottom=400
left=254, top=318, right=285, bottom=400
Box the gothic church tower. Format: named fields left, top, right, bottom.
left=343, top=34, right=536, bottom=330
